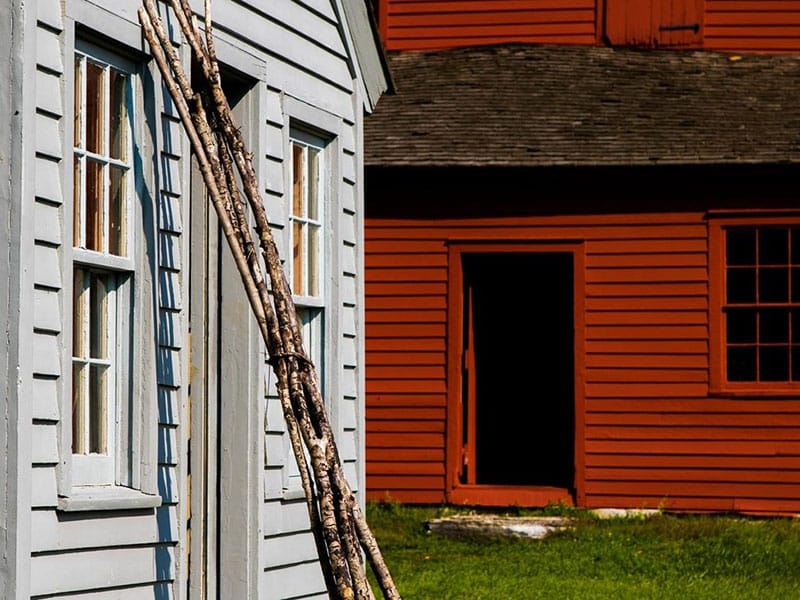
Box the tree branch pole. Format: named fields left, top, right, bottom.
left=139, top=2, right=400, bottom=599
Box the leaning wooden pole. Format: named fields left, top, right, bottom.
left=139, top=2, right=399, bottom=599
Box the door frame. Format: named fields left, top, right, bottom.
left=445, top=241, right=586, bottom=507
left=187, top=77, right=263, bottom=599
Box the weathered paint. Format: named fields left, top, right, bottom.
left=365, top=165, right=800, bottom=516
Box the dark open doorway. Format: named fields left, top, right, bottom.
left=461, top=252, right=575, bottom=489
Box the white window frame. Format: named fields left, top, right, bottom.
left=70, top=45, right=136, bottom=488
left=284, top=128, right=331, bottom=497
left=289, top=130, right=326, bottom=307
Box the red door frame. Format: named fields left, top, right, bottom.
left=446, top=241, right=586, bottom=507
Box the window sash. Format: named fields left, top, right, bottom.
left=289, top=137, right=324, bottom=302
left=710, top=216, right=800, bottom=394
left=73, top=51, right=134, bottom=259
left=724, top=226, right=800, bottom=384
left=71, top=46, right=135, bottom=486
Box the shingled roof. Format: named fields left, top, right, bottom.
left=364, top=44, right=800, bottom=167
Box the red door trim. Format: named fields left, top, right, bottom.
left=445, top=241, right=586, bottom=507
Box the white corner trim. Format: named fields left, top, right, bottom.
left=57, top=486, right=162, bottom=512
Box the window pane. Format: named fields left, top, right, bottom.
left=759, top=228, right=789, bottom=265
left=293, top=220, right=304, bottom=296
left=309, top=224, right=320, bottom=297
left=297, top=307, right=324, bottom=389
left=307, top=147, right=320, bottom=221
left=760, top=346, right=789, bottom=381
left=727, top=268, right=755, bottom=304
left=89, top=364, right=108, bottom=454
left=72, top=363, right=86, bottom=454
left=793, top=309, right=800, bottom=344
left=86, top=61, right=104, bottom=155
left=792, top=268, right=800, bottom=302
left=85, top=159, right=104, bottom=251
left=792, top=229, right=800, bottom=264
left=73, top=156, right=82, bottom=246
left=760, top=308, right=789, bottom=344
left=292, top=143, right=304, bottom=218
left=759, top=268, right=789, bottom=303
left=793, top=346, right=800, bottom=381
left=726, top=308, right=756, bottom=344
left=728, top=346, right=756, bottom=381
left=73, top=268, right=86, bottom=357
left=109, top=166, right=126, bottom=256
left=90, top=272, right=109, bottom=359
left=73, top=57, right=82, bottom=147
left=109, top=68, right=127, bottom=161
left=727, top=229, right=756, bottom=266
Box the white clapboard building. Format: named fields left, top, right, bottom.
left=0, top=0, right=389, bottom=597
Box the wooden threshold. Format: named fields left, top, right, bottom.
left=448, top=485, right=574, bottom=508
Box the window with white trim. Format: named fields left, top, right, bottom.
left=290, top=132, right=326, bottom=378
left=284, top=131, right=328, bottom=496
left=71, top=47, right=134, bottom=486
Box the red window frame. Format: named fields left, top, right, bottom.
left=709, top=213, right=800, bottom=396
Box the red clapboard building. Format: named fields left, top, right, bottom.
left=363, top=2, right=800, bottom=515
left=376, top=0, right=800, bottom=53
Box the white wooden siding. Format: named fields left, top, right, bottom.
left=24, top=0, right=370, bottom=597
left=30, top=545, right=176, bottom=596
left=29, top=4, right=186, bottom=597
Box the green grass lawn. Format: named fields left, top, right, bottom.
left=366, top=503, right=800, bottom=599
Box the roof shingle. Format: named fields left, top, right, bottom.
left=364, top=45, right=800, bottom=167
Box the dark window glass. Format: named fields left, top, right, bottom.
left=727, top=229, right=756, bottom=265
left=792, top=229, right=800, bottom=264
left=760, top=308, right=789, bottom=344
left=724, top=226, right=799, bottom=385
left=727, top=268, right=756, bottom=304
left=759, top=228, right=789, bottom=265
left=759, top=268, right=789, bottom=303
left=793, top=309, right=800, bottom=343
left=793, top=346, right=800, bottom=381
left=727, top=308, right=756, bottom=344
left=760, top=346, right=789, bottom=381
left=728, top=346, right=757, bottom=381
left=792, top=268, right=800, bottom=302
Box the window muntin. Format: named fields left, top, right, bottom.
left=72, top=49, right=134, bottom=485
left=73, top=53, right=131, bottom=258
left=724, top=226, right=800, bottom=383
left=290, top=137, right=323, bottom=301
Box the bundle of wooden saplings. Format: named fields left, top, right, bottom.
left=138, top=2, right=399, bottom=598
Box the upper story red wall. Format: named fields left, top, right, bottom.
left=376, top=0, right=800, bottom=52
left=378, top=0, right=599, bottom=50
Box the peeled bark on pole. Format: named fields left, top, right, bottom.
left=139, top=2, right=399, bottom=599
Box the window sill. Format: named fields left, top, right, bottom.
left=708, top=386, right=800, bottom=399
left=58, top=486, right=162, bottom=512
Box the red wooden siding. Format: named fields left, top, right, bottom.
left=605, top=0, right=704, bottom=47
left=378, top=0, right=599, bottom=51
left=365, top=193, right=800, bottom=515
left=705, top=0, right=800, bottom=52
left=376, top=0, right=800, bottom=52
